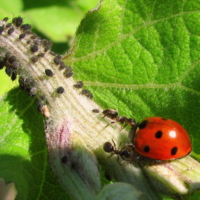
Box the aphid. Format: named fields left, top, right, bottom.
left=3, top=17, right=8, bottom=22
left=12, top=17, right=23, bottom=27
left=30, top=45, right=39, bottom=53
left=21, top=24, right=32, bottom=31
left=92, top=109, right=99, bottom=113
left=45, top=69, right=54, bottom=77
left=57, top=86, right=65, bottom=94
left=5, top=67, right=12, bottom=77
left=0, top=25, right=4, bottom=34
left=73, top=81, right=83, bottom=89
left=30, top=34, right=37, bottom=39
left=63, top=67, right=73, bottom=78
left=19, top=33, right=26, bottom=40
left=54, top=56, right=61, bottom=65
left=49, top=51, right=56, bottom=56
left=38, top=53, right=45, bottom=57
left=11, top=72, right=17, bottom=81
left=30, top=56, right=38, bottom=63
left=5, top=23, right=12, bottom=28
left=7, top=27, right=14, bottom=35
left=59, top=61, right=66, bottom=70
left=11, top=61, right=19, bottom=70
left=80, top=89, right=93, bottom=99
left=8, top=56, right=16, bottom=63
left=44, top=45, right=51, bottom=52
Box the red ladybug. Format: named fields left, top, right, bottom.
left=131, top=117, right=192, bottom=160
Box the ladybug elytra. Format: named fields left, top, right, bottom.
left=132, top=117, right=192, bottom=160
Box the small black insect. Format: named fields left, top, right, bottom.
left=5, top=23, right=12, bottom=28
left=31, top=56, right=38, bottom=63
left=80, top=89, right=93, bottom=99
left=0, top=25, right=4, bottom=34
left=30, top=45, right=39, bottom=53
left=45, top=69, right=54, bottom=77
left=21, top=24, right=32, bottom=31
left=73, top=81, right=83, bottom=89
left=59, top=61, right=66, bottom=70
left=8, top=28, right=14, bottom=35
left=11, top=71, right=17, bottom=81
left=92, top=109, right=99, bottom=113
left=12, top=17, right=23, bottom=27
left=38, top=53, right=45, bottom=57
left=54, top=56, right=60, bottom=65
left=19, top=33, right=26, bottom=40
left=63, top=67, right=73, bottom=78
left=3, top=17, right=9, bottom=22
left=44, top=45, right=51, bottom=52
left=57, top=86, right=65, bottom=94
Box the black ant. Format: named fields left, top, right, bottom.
left=103, top=140, right=133, bottom=161
left=102, top=109, right=136, bottom=128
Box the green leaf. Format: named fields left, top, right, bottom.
left=0, top=88, right=71, bottom=200
left=66, top=0, right=200, bottom=161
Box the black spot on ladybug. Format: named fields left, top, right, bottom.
left=57, top=86, right=65, bottom=94
left=45, top=69, right=54, bottom=77
left=8, top=27, right=14, bottom=35
left=19, top=33, right=26, bottom=40
left=73, top=81, right=83, bottom=89
left=63, top=67, right=73, bottom=78
left=12, top=17, right=23, bottom=27
left=92, top=109, right=99, bottom=113
left=138, top=120, right=148, bottom=129
left=155, top=130, right=162, bottom=139
left=5, top=23, right=12, bottom=28
left=161, top=117, right=168, bottom=121
left=80, top=89, right=93, bottom=99
left=31, top=56, right=38, bottom=63
left=171, top=147, right=178, bottom=155
left=21, top=24, right=32, bottom=31
left=30, top=45, right=39, bottom=53
left=3, top=17, right=9, bottom=22
left=0, top=26, right=4, bottom=34
left=61, top=156, right=68, bottom=164
left=143, top=145, right=150, bottom=153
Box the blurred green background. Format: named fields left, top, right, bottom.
left=0, top=0, right=99, bottom=95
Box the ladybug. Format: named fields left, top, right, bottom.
left=130, top=117, right=192, bottom=160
